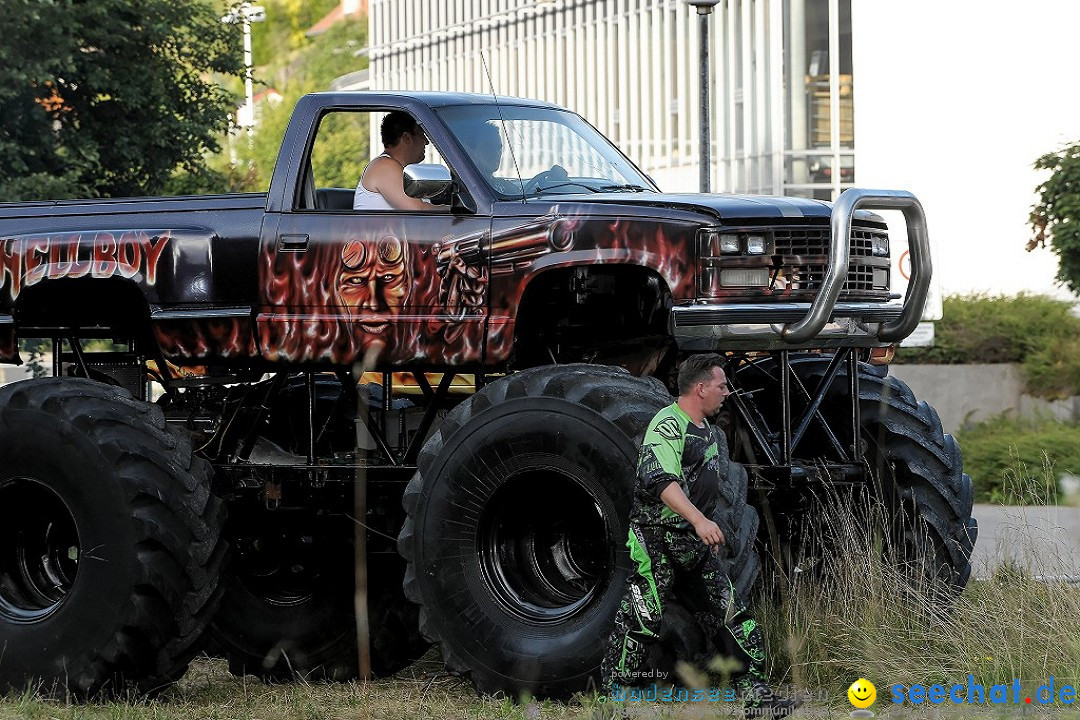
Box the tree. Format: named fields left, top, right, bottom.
left=214, top=8, right=368, bottom=193
left=1029, top=141, right=1080, bottom=294
left=0, top=0, right=243, bottom=201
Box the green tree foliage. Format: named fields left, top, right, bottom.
left=250, top=0, right=339, bottom=60
left=215, top=7, right=368, bottom=192
left=310, top=110, right=370, bottom=189
left=0, top=0, right=243, bottom=201
left=1030, top=141, right=1080, bottom=293
left=895, top=294, right=1080, bottom=399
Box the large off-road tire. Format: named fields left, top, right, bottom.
left=212, top=512, right=426, bottom=682
left=0, top=378, right=225, bottom=698
left=398, top=364, right=762, bottom=698
left=738, top=357, right=976, bottom=592
left=846, top=363, right=977, bottom=590
left=711, top=447, right=762, bottom=606
left=399, top=365, right=668, bottom=698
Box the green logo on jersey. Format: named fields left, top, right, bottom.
left=654, top=417, right=681, bottom=440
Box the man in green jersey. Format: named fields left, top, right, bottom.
left=601, top=353, right=798, bottom=716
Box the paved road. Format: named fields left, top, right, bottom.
left=971, top=504, right=1080, bottom=580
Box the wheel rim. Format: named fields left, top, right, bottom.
left=0, top=478, right=80, bottom=622
left=232, top=532, right=322, bottom=608
left=477, top=468, right=613, bottom=624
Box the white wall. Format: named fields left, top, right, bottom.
left=0, top=363, right=34, bottom=388
left=852, top=1, right=1080, bottom=299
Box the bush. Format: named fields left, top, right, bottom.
left=954, top=414, right=1080, bottom=503
left=896, top=294, right=1080, bottom=398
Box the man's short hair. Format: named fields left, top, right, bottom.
left=677, top=353, right=726, bottom=396
left=381, top=111, right=418, bottom=147
left=472, top=121, right=501, bottom=148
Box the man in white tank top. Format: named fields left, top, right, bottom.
left=354, top=111, right=449, bottom=212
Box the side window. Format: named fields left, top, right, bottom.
left=301, top=109, right=450, bottom=212
left=310, top=111, right=369, bottom=191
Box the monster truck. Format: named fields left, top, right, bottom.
left=0, top=91, right=976, bottom=699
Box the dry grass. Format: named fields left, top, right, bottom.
left=0, top=653, right=595, bottom=720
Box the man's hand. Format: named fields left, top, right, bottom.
left=659, top=481, right=726, bottom=553
left=693, top=517, right=725, bottom=553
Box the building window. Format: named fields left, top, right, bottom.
left=783, top=0, right=853, bottom=200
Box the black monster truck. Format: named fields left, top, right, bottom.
left=0, top=92, right=976, bottom=699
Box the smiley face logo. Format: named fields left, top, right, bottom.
left=848, top=678, right=876, bottom=709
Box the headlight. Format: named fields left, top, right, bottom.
left=719, top=234, right=741, bottom=254
left=871, top=235, right=889, bottom=257
left=699, top=229, right=771, bottom=256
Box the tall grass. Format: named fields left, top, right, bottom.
left=755, top=467, right=1080, bottom=712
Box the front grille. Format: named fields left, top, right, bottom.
left=774, top=224, right=885, bottom=258
left=698, top=221, right=888, bottom=298
left=773, top=223, right=885, bottom=293
left=850, top=226, right=885, bottom=256
left=783, top=263, right=876, bottom=293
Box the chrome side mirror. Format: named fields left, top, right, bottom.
left=404, top=163, right=453, bottom=198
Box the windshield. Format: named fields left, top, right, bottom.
left=436, top=104, right=657, bottom=200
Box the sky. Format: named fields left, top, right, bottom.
left=853, top=0, right=1079, bottom=301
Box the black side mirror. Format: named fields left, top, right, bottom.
left=451, top=186, right=477, bottom=214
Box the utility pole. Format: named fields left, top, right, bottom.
left=685, top=0, right=719, bottom=193
left=221, top=3, right=267, bottom=139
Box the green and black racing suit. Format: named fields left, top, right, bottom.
left=601, top=402, right=773, bottom=706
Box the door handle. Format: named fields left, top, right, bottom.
left=278, top=234, right=309, bottom=252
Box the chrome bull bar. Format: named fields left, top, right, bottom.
left=781, top=188, right=931, bottom=344
left=670, top=188, right=931, bottom=350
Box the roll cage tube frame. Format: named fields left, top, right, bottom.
left=724, top=348, right=865, bottom=483
left=213, top=370, right=458, bottom=481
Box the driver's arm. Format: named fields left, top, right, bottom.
left=369, top=160, right=448, bottom=212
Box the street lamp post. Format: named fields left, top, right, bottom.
left=685, top=0, right=719, bottom=193
left=222, top=3, right=266, bottom=138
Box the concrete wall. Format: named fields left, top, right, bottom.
left=888, top=363, right=1079, bottom=436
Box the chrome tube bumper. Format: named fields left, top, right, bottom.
left=671, top=301, right=905, bottom=351
left=781, top=189, right=930, bottom=344
left=671, top=188, right=931, bottom=350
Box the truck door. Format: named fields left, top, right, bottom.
left=257, top=108, right=491, bottom=368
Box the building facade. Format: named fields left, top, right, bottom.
left=353, top=1, right=1080, bottom=298
left=361, top=0, right=854, bottom=198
